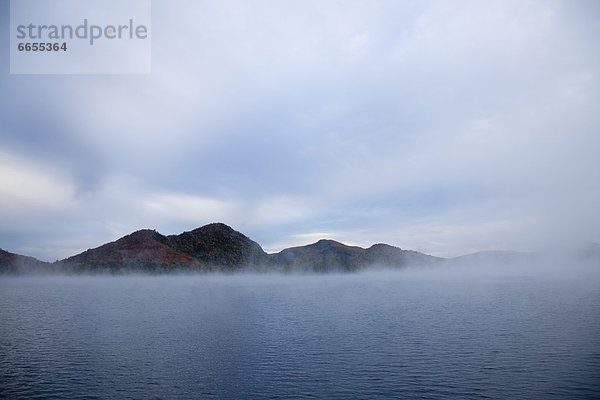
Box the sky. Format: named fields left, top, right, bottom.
left=1, top=0, right=599, bottom=261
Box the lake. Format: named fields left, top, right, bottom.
left=1, top=266, right=599, bottom=399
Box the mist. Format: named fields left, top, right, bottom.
left=3, top=246, right=600, bottom=398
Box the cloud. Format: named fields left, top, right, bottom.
left=142, top=192, right=242, bottom=229
left=1, top=0, right=599, bottom=260
left=0, top=149, right=77, bottom=218
left=249, top=196, right=315, bottom=227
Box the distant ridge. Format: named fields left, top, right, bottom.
left=579, top=243, right=600, bottom=262
left=449, top=250, right=538, bottom=265
left=0, top=248, right=50, bottom=275
left=271, top=240, right=440, bottom=272
left=0, top=223, right=439, bottom=275
left=2, top=223, right=597, bottom=275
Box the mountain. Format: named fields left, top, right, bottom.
left=361, top=243, right=443, bottom=267
left=271, top=239, right=365, bottom=272
left=578, top=242, right=600, bottom=263
left=61, top=229, right=203, bottom=273
left=61, top=223, right=267, bottom=273
left=446, top=250, right=538, bottom=266
left=271, top=240, right=441, bottom=272
left=0, top=248, right=51, bottom=275
left=166, top=223, right=268, bottom=270
left=1, top=222, right=441, bottom=274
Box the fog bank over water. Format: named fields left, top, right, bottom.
left=3, top=263, right=600, bottom=391
left=4, top=254, right=599, bottom=282
left=3, top=258, right=600, bottom=299
left=2, top=255, right=599, bottom=398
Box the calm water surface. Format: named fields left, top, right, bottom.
left=1, top=268, right=599, bottom=399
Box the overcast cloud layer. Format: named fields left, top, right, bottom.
left=1, top=0, right=599, bottom=261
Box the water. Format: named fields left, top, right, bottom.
left=1, top=268, right=599, bottom=399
